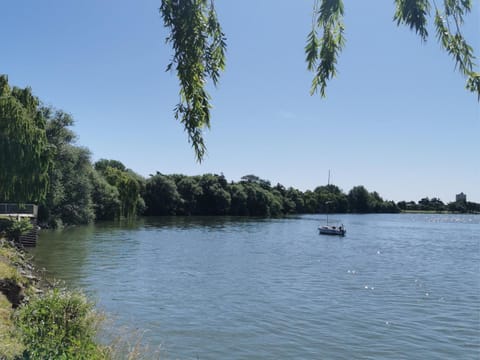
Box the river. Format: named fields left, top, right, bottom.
left=30, top=214, right=479, bottom=359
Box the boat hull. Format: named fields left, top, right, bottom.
left=318, top=226, right=346, bottom=236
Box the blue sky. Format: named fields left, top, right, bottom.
left=2, top=1, right=479, bottom=203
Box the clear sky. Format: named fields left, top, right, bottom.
left=1, top=1, right=479, bottom=203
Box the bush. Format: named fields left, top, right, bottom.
left=16, top=289, right=108, bottom=360
left=1, top=218, right=33, bottom=243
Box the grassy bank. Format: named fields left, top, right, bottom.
left=0, top=240, right=110, bottom=359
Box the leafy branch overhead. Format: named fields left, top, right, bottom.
left=307, top=0, right=478, bottom=99
left=160, top=0, right=226, bottom=162
left=160, top=0, right=479, bottom=161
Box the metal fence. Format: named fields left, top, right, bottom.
left=0, top=203, right=38, bottom=217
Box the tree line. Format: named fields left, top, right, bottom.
left=397, top=197, right=480, bottom=213
left=1, top=75, right=477, bottom=228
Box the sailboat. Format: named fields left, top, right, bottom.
left=318, top=171, right=346, bottom=236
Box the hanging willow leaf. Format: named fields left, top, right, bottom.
left=0, top=75, right=51, bottom=202
left=307, top=0, right=345, bottom=97
left=432, top=3, right=478, bottom=98
left=466, top=72, right=480, bottom=100
left=160, top=0, right=226, bottom=162
left=304, top=0, right=478, bottom=100
left=394, top=0, right=430, bottom=41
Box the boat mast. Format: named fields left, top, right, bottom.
left=327, top=170, right=330, bottom=225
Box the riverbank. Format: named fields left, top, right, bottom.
left=0, top=239, right=110, bottom=359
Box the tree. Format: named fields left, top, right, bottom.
left=241, top=175, right=271, bottom=189
left=348, top=186, right=371, bottom=213
left=94, top=159, right=126, bottom=173
left=39, top=109, right=96, bottom=227
left=197, top=174, right=231, bottom=215
left=160, top=1, right=479, bottom=161
left=228, top=183, right=248, bottom=215
left=100, top=166, right=143, bottom=219
left=0, top=75, right=51, bottom=202
left=90, top=171, right=121, bottom=221
left=144, top=174, right=182, bottom=215
left=175, top=175, right=203, bottom=215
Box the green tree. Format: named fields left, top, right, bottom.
left=99, top=166, right=143, bottom=219
left=39, top=109, right=95, bottom=227
left=144, top=174, right=182, bottom=215
left=94, top=158, right=127, bottom=173
left=348, top=185, right=371, bottom=213
left=0, top=75, right=51, bottom=202
left=90, top=171, right=121, bottom=220
left=160, top=1, right=479, bottom=161
left=95, top=160, right=145, bottom=219
left=176, top=175, right=203, bottom=215
left=285, top=187, right=306, bottom=214
left=197, top=174, right=231, bottom=215
left=397, top=201, right=407, bottom=210
left=228, top=183, right=248, bottom=215
left=303, top=190, right=319, bottom=213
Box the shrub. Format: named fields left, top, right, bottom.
left=16, top=289, right=108, bottom=360
left=2, top=218, right=33, bottom=243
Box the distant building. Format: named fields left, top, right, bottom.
left=456, top=192, right=467, bottom=203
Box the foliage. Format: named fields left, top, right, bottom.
left=141, top=173, right=404, bottom=216
left=347, top=186, right=400, bottom=213
left=39, top=109, right=96, bottom=227
left=306, top=0, right=345, bottom=97
left=311, top=0, right=478, bottom=98
left=196, top=174, right=231, bottom=215
left=159, top=1, right=478, bottom=160
left=176, top=175, right=203, bottom=215
left=160, top=0, right=226, bottom=162
left=0, top=75, right=51, bottom=202
left=0, top=292, right=24, bottom=359
left=144, top=174, right=183, bottom=215
left=16, top=289, right=108, bottom=360
left=401, top=197, right=480, bottom=213
left=315, top=184, right=349, bottom=213
left=37, top=113, right=146, bottom=225
left=94, top=159, right=127, bottom=173
left=96, top=163, right=144, bottom=220
left=90, top=171, right=121, bottom=221
left=2, top=218, right=33, bottom=244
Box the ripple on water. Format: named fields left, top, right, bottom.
left=32, top=214, right=480, bottom=359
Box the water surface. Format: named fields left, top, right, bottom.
left=31, top=214, right=480, bottom=359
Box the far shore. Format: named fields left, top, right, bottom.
left=400, top=210, right=479, bottom=215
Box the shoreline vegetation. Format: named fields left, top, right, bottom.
left=0, top=238, right=109, bottom=359
left=0, top=238, right=156, bottom=360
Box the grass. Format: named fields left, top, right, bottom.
left=0, top=292, right=25, bottom=359
left=0, top=243, right=25, bottom=359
